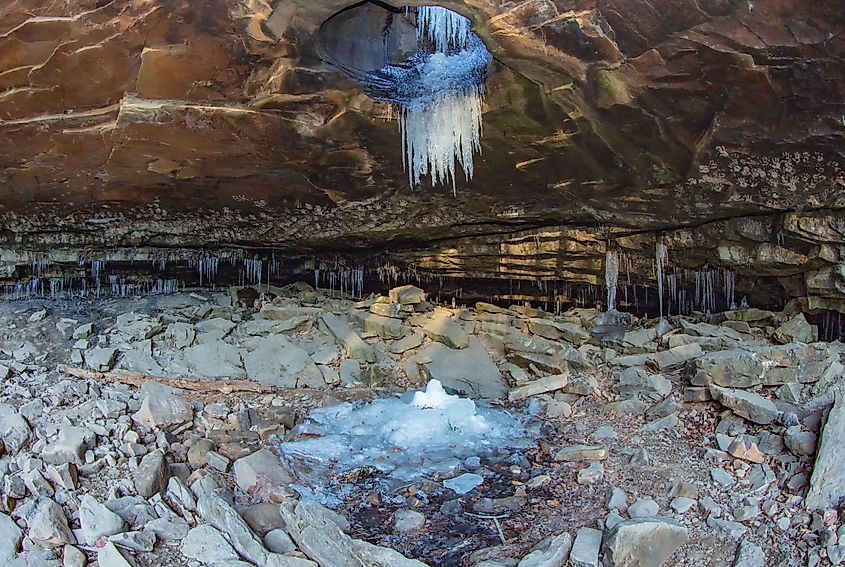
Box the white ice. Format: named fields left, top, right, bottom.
left=399, top=82, right=483, bottom=193
left=443, top=473, right=484, bottom=494
left=656, top=239, right=668, bottom=319
left=415, top=6, right=471, bottom=52
left=277, top=380, right=533, bottom=495
left=605, top=248, right=619, bottom=312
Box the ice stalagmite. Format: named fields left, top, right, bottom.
left=605, top=248, right=619, bottom=312
left=656, top=238, right=668, bottom=318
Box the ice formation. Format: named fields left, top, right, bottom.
left=358, top=6, right=491, bottom=192
left=416, top=5, right=470, bottom=52
left=605, top=248, right=619, bottom=312
left=655, top=239, right=668, bottom=318
left=277, top=380, right=534, bottom=503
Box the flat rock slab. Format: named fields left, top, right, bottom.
left=418, top=337, right=507, bottom=399
left=554, top=444, right=608, bottom=462
left=509, top=374, right=568, bottom=401
left=281, top=499, right=424, bottom=567
left=516, top=532, right=572, bottom=567
left=243, top=335, right=323, bottom=388
left=184, top=340, right=245, bottom=378
left=570, top=527, right=602, bottom=567
left=806, top=393, right=845, bottom=509
left=710, top=386, right=779, bottom=425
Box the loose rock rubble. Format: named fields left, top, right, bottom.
left=0, top=284, right=843, bottom=566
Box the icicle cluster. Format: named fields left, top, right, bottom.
left=358, top=6, right=490, bottom=192
left=399, top=84, right=483, bottom=191
left=416, top=6, right=471, bottom=53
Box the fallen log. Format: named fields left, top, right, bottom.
left=58, top=365, right=273, bottom=395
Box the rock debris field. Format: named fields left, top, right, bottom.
left=0, top=282, right=844, bottom=566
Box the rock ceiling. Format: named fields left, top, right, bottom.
left=0, top=0, right=844, bottom=310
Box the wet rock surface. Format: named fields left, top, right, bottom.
left=0, top=284, right=842, bottom=566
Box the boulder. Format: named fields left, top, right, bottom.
left=417, top=338, right=508, bottom=399
left=570, top=527, right=601, bottom=567
left=554, top=445, right=608, bottom=462
left=772, top=313, right=817, bottom=344
left=352, top=312, right=409, bottom=340
left=84, top=347, right=118, bottom=371
left=389, top=285, right=426, bottom=305
left=281, top=499, right=425, bottom=567
left=79, top=494, right=126, bottom=546
left=649, top=343, right=703, bottom=371
left=423, top=313, right=469, bottom=349
left=601, top=517, right=688, bottom=567
left=133, top=450, right=170, bottom=498
left=27, top=497, right=75, bottom=549
left=614, top=368, right=671, bottom=401
left=733, top=540, right=765, bottom=567
left=181, top=525, right=240, bottom=564
left=321, top=314, right=375, bottom=362
left=42, top=426, right=95, bottom=465
left=0, top=512, right=22, bottom=561
left=97, top=541, right=136, bottom=567
left=0, top=404, right=32, bottom=454
left=131, top=382, right=193, bottom=429
left=197, top=494, right=271, bottom=566
left=806, top=393, right=845, bottom=509
left=370, top=302, right=404, bottom=318
left=233, top=448, right=294, bottom=501
left=508, top=374, right=569, bottom=402
left=527, top=318, right=589, bottom=345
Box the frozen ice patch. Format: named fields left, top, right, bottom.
left=277, top=380, right=536, bottom=504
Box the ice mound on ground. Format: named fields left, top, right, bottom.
left=277, top=380, right=534, bottom=490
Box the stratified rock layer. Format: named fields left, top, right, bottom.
left=0, top=1, right=843, bottom=312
